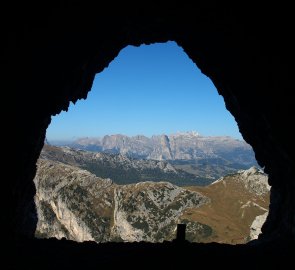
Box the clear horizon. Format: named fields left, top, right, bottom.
left=47, top=41, right=243, bottom=141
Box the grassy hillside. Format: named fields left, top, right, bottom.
left=181, top=172, right=269, bottom=244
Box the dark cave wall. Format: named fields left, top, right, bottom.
left=4, top=2, right=294, bottom=243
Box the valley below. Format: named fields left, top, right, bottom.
left=34, top=143, right=269, bottom=244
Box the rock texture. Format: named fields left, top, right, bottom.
left=34, top=159, right=209, bottom=242
left=112, top=182, right=208, bottom=242
left=238, top=167, right=270, bottom=195
left=250, top=212, right=269, bottom=240
left=35, top=150, right=269, bottom=244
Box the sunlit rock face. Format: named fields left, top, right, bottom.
left=34, top=152, right=269, bottom=244
left=34, top=159, right=114, bottom=242
left=34, top=159, right=209, bottom=243
left=250, top=212, right=269, bottom=240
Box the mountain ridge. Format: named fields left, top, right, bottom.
left=51, top=131, right=255, bottom=163
left=34, top=158, right=209, bottom=242
left=40, top=144, right=211, bottom=186
left=34, top=156, right=269, bottom=244
left=49, top=132, right=258, bottom=180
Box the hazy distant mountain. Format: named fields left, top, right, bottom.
left=64, top=132, right=255, bottom=163
left=34, top=157, right=269, bottom=244
left=51, top=131, right=258, bottom=180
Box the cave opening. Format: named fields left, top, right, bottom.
left=35, top=41, right=268, bottom=245
left=6, top=3, right=295, bottom=268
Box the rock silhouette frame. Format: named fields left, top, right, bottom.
left=4, top=2, right=294, bottom=268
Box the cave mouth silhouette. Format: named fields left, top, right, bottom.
left=6, top=3, right=295, bottom=268
left=37, top=42, right=265, bottom=245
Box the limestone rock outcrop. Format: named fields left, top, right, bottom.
left=250, top=212, right=269, bottom=240
left=34, top=159, right=209, bottom=242
left=34, top=151, right=269, bottom=244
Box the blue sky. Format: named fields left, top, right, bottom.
left=47, top=41, right=242, bottom=141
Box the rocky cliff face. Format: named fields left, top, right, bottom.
left=34, top=159, right=114, bottom=242
left=64, top=132, right=256, bottom=166
left=34, top=159, right=209, bottom=242
left=112, top=181, right=208, bottom=242
left=34, top=155, right=269, bottom=243
left=250, top=212, right=269, bottom=240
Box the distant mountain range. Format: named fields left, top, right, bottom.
left=35, top=150, right=269, bottom=244
left=56, top=131, right=255, bottom=162
left=49, top=131, right=258, bottom=181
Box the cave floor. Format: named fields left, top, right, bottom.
left=8, top=238, right=294, bottom=270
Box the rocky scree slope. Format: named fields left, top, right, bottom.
left=34, top=159, right=209, bottom=242
left=34, top=153, right=269, bottom=244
